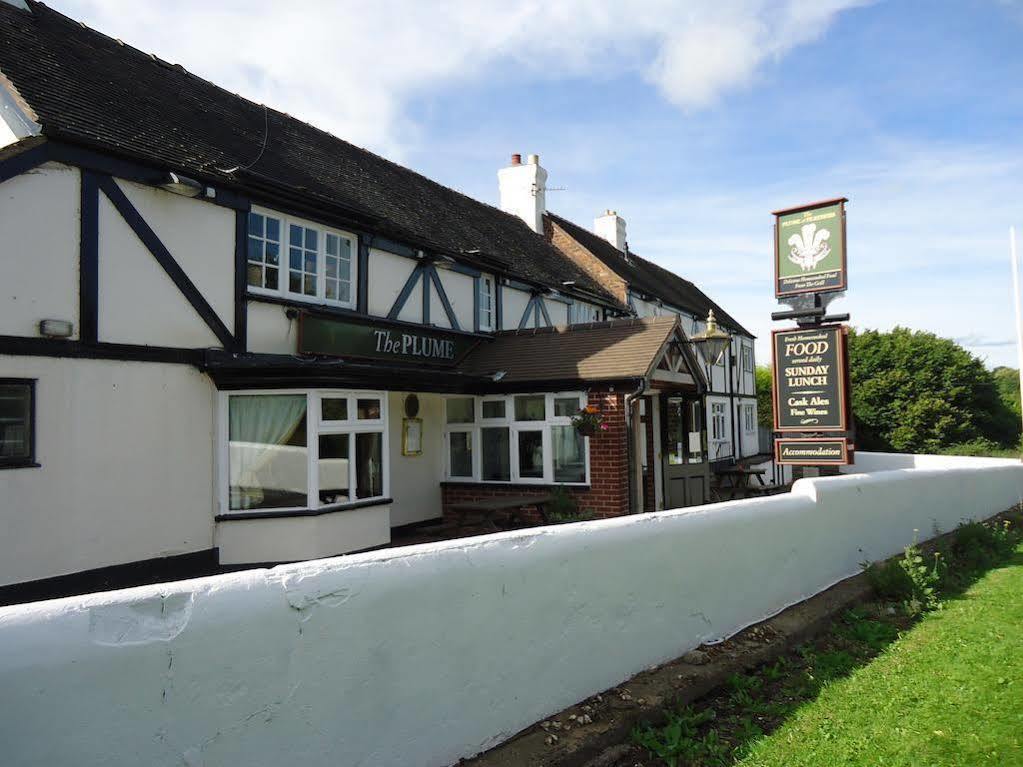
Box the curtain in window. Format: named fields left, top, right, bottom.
left=553, top=425, right=585, bottom=482
left=229, top=395, right=308, bottom=510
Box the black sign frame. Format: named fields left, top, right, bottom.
left=773, top=198, right=848, bottom=300
left=772, top=325, right=849, bottom=433
left=775, top=437, right=851, bottom=466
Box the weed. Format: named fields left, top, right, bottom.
left=761, top=657, right=789, bottom=682
left=834, top=609, right=900, bottom=652
left=630, top=704, right=716, bottom=767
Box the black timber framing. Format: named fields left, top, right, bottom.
left=97, top=173, right=235, bottom=349
left=0, top=335, right=205, bottom=364
left=79, top=169, right=99, bottom=343
left=386, top=261, right=460, bottom=330
left=233, top=209, right=248, bottom=352
left=357, top=234, right=371, bottom=314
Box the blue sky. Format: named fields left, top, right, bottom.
left=55, top=0, right=1023, bottom=367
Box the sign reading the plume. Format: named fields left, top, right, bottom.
left=774, top=198, right=847, bottom=298
left=299, top=314, right=478, bottom=366
left=772, top=325, right=849, bottom=432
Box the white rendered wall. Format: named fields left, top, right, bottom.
left=842, top=451, right=1020, bottom=473
left=434, top=267, right=475, bottom=331
left=117, top=179, right=235, bottom=335
left=0, top=355, right=215, bottom=587
left=545, top=298, right=569, bottom=326
left=97, top=182, right=224, bottom=348
left=215, top=506, right=390, bottom=565
left=502, top=286, right=532, bottom=329
left=245, top=301, right=299, bottom=355
left=367, top=248, right=417, bottom=320
left=2, top=454, right=1020, bottom=767
left=0, top=162, right=80, bottom=339
left=387, top=391, right=444, bottom=526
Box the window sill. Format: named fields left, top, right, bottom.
left=215, top=497, right=392, bottom=522
left=0, top=461, right=41, bottom=470
left=441, top=481, right=590, bottom=490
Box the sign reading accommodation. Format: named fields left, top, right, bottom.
left=774, top=198, right=847, bottom=298
left=299, top=314, right=478, bottom=366
left=772, top=325, right=848, bottom=432
left=775, top=437, right=850, bottom=465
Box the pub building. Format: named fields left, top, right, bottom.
left=0, top=1, right=761, bottom=599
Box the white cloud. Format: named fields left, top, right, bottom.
left=52, top=0, right=865, bottom=155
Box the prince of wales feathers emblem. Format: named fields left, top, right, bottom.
left=788, top=223, right=831, bottom=271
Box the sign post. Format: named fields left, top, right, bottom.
left=770, top=198, right=854, bottom=468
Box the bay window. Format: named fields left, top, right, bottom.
left=247, top=207, right=356, bottom=309
left=444, top=392, right=588, bottom=484
left=223, top=390, right=387, bottom=514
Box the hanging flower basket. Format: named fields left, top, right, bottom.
left=571, top=405, right=606, bottom=437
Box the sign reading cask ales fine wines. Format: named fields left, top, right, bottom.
left=774, top=198, right=847, bottom=298
left=772, top=325, right=849, bottom=432
left=775, top=437, right=850, bottom=466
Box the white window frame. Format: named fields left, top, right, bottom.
left=709, top=401, right=730, bottom=456
left=743, top=403, right=755, bottom=434
left=246, top=206, right=357, bottom=310
left=478, top=276, right=494, bottom=332
left=217, top=388, right=388, bottom=516
left=443, top=392, right=589, bottom=485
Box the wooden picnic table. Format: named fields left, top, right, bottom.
left=714, top=467, right=767, bottom=500
left=447, top=494, right=554, bottom=531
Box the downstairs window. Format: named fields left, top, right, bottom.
left=224, top=390, right=387, bottom=513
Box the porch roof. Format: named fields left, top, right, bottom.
left=458, top=316, right=707, bottom=390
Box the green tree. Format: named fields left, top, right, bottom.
left=848, top=328, right=1019, bottom=453
left=992, top=366, right=1021, bottom=418
left=755, top=365, right=774, bottom=428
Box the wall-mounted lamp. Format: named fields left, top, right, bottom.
left=690, top=310, right=730, bottom=365
left=39, top=319, right=74, bottom=338
left=158, top=172, right=204, bottom=198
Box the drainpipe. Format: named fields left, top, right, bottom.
left=724, top=341, right=740, bottom=462
left=623, top=377, right=647, bottom=514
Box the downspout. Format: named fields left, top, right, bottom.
left=729, top=340, right=739, bottom=462
left=623, top=377, right=647, bottom=514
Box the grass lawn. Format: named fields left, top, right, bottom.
left=738, top=544, right=1023, bottom=767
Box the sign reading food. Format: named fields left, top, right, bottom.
left=772, top=325, right=848, bottom=432
left=774, top=198, right=847, bottom=298
left=775, top=437, right=850, bottom=466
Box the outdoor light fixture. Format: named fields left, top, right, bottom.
left=690, top=310, right=730, bottom=365
left=39, top=319, right=74, bottom=338
left=158, top=172, right=204, bottom=197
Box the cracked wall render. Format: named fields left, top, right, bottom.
left=0, top=452, right=1021, bottom=767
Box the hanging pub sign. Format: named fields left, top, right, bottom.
left=772, top=325, right=849, bottom=432
left=775, top=437, right=851, bottom=466
left=774, top=198, right=847, bottom=298
left=299, top=313, right=479, bottom=366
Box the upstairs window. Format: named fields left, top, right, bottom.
left=246, top=208, right=357, bottom=309
left=246, top=212, right=280, bottom=290
left=0, top=380, right=35, bottom=469
left=478, top=276, right=494, bottom=331
left=568, top=301, right=599, bottom=325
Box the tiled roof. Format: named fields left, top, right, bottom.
left=0, top=1, right=624, bottom=308
left=547, top=212, right=753, bottom=337
left=460, top=316, right=694, bottom=385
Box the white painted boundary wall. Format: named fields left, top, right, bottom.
left=1, top=452, right=1021, bottom=767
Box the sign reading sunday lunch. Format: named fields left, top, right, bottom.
left=774, top=198, right=847, bottom=298
left=772, top=326, right=848, bottom=432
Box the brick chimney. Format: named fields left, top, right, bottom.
left=594, top=209, right=627, bottom=252
left=498, top=153, right=547, bottom=234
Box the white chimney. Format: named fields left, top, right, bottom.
left=594, top=209, right=627, bottom=252
left=498, top=153, right=547, bottom=234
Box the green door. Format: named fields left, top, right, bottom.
left=662, top=395, right=710, bottom=508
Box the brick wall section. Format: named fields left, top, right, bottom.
left=547, top=219, right=629, bottom=305
left=441, top=389, right=631, bottom=525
